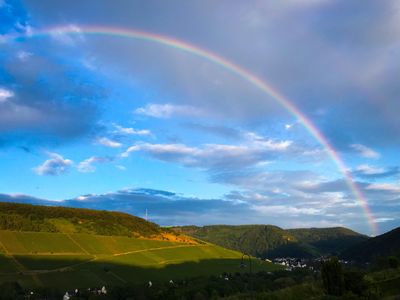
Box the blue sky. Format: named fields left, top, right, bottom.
left=0, top=0, right=399, bottom=235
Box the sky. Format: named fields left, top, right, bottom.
left=0, top=0, right=399, bottom=236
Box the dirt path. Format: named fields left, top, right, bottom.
left=65, top=233, right=90, bottom=255
left=111, top=243, right=206, bottom=258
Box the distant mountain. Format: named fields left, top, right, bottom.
left=0, top=202, right=195, bottom=243
left=341, top=227, right=400, bottom=262
left=172, top=225, right=368, bottom=258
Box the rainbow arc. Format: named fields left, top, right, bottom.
left=8, top=25, right=377, bottom=235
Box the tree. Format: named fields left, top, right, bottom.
left=387, top=256, right=399, bottom=269
left=321, top=257, right=344, bottom=296
left=344, top=270, right=367, bottom=296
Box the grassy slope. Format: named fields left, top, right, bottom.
left=0, top=230, right=280, bottom=289
left=173, top=225, right=368, bottom=258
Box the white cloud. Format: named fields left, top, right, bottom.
left=366, top=183, right=400, bottom=193
left=0, top=88, right=14, bottom=103
left=78, top=156, right=111, bottom=173
left=81, top=56, right=98, bottom=70
left=121, top=137, right=293, bottom=169
left=247, top=136, right=293, bottom=151
left=34, top=153, right=73, bottom=176
left=353, top=164, right=399, bottom=179
left=375, top=217, right=395, bottom=223
left=252, top=204, right=321, bottom=216
left=122, top=143, right=196, bottom=158
left=116, top=165, right=126, bottom=171
left=355, top=164, right=385, bottom=175
left=351, top=144, right=380, bottom=159
left=134, top=103, right=205, bottom=118
left=113, top=124, right=152, bottom=136
left=49, top=24, right=84, bottom=45
left=97, top=137, right=122, bottom=148
left=16, top=51, right=33, bottom=61
left=356, top=164, right=384, bottom=175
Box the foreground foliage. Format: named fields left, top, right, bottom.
left=1, top=264, right=398, bottom=300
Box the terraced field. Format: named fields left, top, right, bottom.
left=0, top=230, right=280, bottom=289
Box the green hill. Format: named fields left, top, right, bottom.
left=341, top=227, right=400, bottom=262
left=287, top=227, right=368, bottom=256
left=172, top=225, right=368, bottom=258
left=0, top=202, right=194, bottom=243
left=0, top=203, right=279, bottom=289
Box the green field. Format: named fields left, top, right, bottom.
left=0, top=230, right=281, bottom=289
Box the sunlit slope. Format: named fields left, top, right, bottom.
left=0, top=202, right=195, bottom=243
left=0, top=230, right=280, bottom=289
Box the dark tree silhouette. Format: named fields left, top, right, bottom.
left=321, top=257, right=344, bottom=296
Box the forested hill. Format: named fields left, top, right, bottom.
left=172, top=225, right=368, bottom=258
left=0, top=202, right=195, bottom=243
left=341, top=227, right=400, bottom=262
left=287, top=227, right=367, bottom=256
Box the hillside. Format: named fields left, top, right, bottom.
left=287, top=227, right=368, bottom=255
left=0, top=230, right=280, bottom=289
left=0, top=203, right=280, bottom=289
left=341, top=227, right=400, bottom=262
left=0, top=202, right=194, bottom=243
left=172, top=225, right=368, bottom=258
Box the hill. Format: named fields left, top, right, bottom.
left=172, top=225, right=368, bottom=258
left=341, top=227, right=400, bottom=262
left=287, top=227, right=368, bottom=256
left=0, top=202, right=193, bottom=243
left=0, top=230, right=280, bottom=289
left=0, top=203, right=279, bottom=289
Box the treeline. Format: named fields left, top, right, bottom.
left=0, top=202, right=163, bottom=237
left=0, top=213, right=58, bottom=232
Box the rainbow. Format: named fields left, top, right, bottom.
left=9, top=25, right=378, bottom=235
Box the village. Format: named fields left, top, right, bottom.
left=270, top=257, right=351, bottom=271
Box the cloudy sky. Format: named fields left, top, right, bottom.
left=0, top=0, right=399, bottom=235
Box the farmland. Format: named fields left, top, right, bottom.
left=0, top=230, right=280, bottom=289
